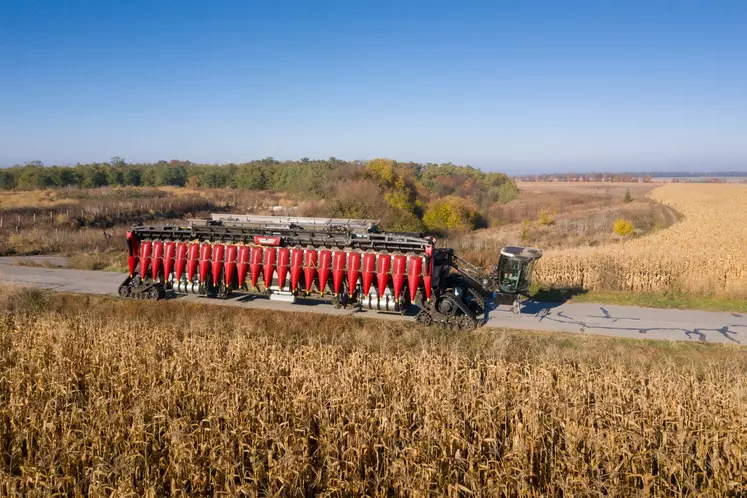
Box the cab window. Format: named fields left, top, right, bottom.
left=498, top=256, right=522, bottom=294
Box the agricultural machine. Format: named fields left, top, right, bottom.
left=119, top=215, right=542, bottom=329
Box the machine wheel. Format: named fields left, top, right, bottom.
left=147, top=286, right=160, bottom=300
left=466, top=287, right=486, bottom=316
left=332, top=295, right=342, bottom=309
left=459, top=316, right=478, bottom=330
left=118, top=284, right=131, bottom=298
left=415, top=310, right=432, bottom=326
left=436, top=293, right=459, bottom=316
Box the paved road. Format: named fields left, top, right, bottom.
left=1, top=260, right=745, bottom=345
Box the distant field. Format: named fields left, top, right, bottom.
left=515, top=180, right=654, bottom=190
left=536, top=183, right=747, bottom=298
left=654, top=176, right=747, bottom=183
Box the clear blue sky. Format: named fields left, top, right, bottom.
left=1, top=1, right=746, bottom=173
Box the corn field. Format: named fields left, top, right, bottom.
left=536, top=184, right=747, bottom=297
left=1, top=288, right=746, bottom=496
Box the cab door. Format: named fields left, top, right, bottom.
left=497, top=255, right=522, bottom=294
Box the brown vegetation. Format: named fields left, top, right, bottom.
left=536, top=184, right=747, bottom=298
left=0, top=188, right=300, bottom=270
left=1, top=286, right=746, bottom=495
left=447, top=183, right=669, bottom=267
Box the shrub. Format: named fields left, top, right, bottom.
left=381, top=207, right=426, bottom=233
left=613, top=218, right=635, bottom=236
left=624, top=189, right=633, bottom=203
left=538, top=207, right=554, bottom=226
left=327, top=179, right=383, bottom=219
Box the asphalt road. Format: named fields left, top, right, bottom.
left=1, top=259, right=745, bottom=345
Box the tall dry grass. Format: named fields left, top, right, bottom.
left=1, top=287, right=746, bottom=496
left=536, top=184, right=747, bottom=297
left=0, top=187, right=299, bottom=268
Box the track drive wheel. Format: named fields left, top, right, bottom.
left=459, top=316, right=478, bottom=331
left=415, top=310, right=433, bottom=326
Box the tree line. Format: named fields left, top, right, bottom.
left=0, top=157, right=519, bottom=234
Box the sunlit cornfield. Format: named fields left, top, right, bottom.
left=536, top=184, right=747, bottom=297
left=1, top=288, right=746, bottom=496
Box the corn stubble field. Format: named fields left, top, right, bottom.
left=1, top=288, right=746, bottom=496
left=535, top=184, right=747, bottom=298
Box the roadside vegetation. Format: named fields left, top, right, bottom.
left=0, top=286, right=745, bottom=495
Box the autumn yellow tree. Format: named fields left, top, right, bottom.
left=366, top=158, right=396, bottom=186
left=422, top=196, right=481, bottom=234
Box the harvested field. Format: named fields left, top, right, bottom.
left=536, top=184, right=747, bottom=297
left=1, top=287, right=746, bottom=496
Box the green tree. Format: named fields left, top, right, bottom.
left=623, top=189, right=633, bottom=203
left=140, top=167, right=157, bottom=186
left=497, top=182, right=519, bottom=203
left=198, top=168, right=229, bottom=188
left=106, top=165, right=125, bottom=186
left=123, top=166, right=142, bottom=186
left=156, top=165, right=188, bottom=186
left=235, top=162, right=266, bottom=190
left=0, top=170, right=16, bottom=190
left=17, top=165, right=54, bottom=189
left=81, top=166, right=108, bottom=188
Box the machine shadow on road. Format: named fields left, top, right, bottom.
left=531, top=286, right=588, bottom=304
left=482, top=287, right=589, bottom=322
left=484, top=288, right=586, bottom=321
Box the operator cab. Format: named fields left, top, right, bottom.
left=496, top=246, right=542, bottom=296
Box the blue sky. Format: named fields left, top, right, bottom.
left=1, top=1, right=746, bottom=173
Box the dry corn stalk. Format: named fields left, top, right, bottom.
left=535, top=184, right=747, bottom=297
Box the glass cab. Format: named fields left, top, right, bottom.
left=496, top=246, right=543, bottom=295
